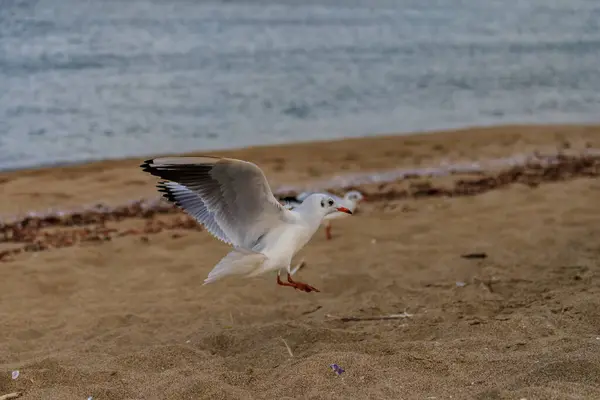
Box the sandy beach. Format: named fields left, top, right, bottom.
left=1, top=124, right=600, bottom=399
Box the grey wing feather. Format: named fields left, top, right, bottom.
left=141, top=156, right=287, bottom=248
left=158, top=182, right=232, bottom=245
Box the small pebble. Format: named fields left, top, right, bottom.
left=456, top=281, right=466, bottom=287
left=11, top=370, right=19, bottom=379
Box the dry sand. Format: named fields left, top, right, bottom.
left=1, top=124, right=600, bottom=399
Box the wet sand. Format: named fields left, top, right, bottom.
left=1, top=124, right=600, bottom=399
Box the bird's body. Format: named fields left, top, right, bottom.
left=237, top=206, right=321, bottom=277
left=281, top=190, right=364, bottom=240
left=140, top=156, right=352, bottom=292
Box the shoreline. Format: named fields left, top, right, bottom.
left=1, top=122, right=600, bottom=224
left=1, top=121, right=598, bottom=174
left=1, top=123, right=599, bottom=217
left=2, top=122, right=598, bottom=176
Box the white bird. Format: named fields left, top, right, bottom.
left=281, top=190, right=364, bottom=240
left=140, top=156, right=353, bottom=293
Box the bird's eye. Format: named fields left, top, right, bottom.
left=320, top=200, right=325, bottom=207
left=328, top=199, right=334, bottom=206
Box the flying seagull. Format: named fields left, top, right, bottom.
left=140, top=156, right=352, bottom=293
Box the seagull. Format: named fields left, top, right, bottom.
left=140, top=156, right=353, bottom=293
left=280, top=190, right=364, bottom=240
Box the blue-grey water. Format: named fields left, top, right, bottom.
left=1, top=0, right=599, bottom=170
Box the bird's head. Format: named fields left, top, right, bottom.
left=302, top=193, right=353, bottom=217
left=344, top=190, right=365, bottom=205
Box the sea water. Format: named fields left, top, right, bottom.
left=1, top=0, right=599, bottom=170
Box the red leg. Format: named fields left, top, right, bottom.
left=325, top=222, right=332, bottom=240
left=277, top=271, right=296, bottom=288
left=287, top=272, right=320, bottom=293
left=276, top=271, right=319, bottom=293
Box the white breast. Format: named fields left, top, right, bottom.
left=257, top=218, right=316, bottom=268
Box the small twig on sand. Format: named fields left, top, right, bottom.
left=326, top=311, right=413, bottom=322
left=302, top=305, right=323, bottom=315
left=280, top=338, right=294, bottom=357
left=461, top=252, right=488, bottom=259
left=0, top=392, right=22, bottom=400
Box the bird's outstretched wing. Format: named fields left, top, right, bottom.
left=141, top=156, right=288, bottom=248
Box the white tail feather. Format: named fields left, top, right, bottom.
left=203, top=248, right=267, bottom=285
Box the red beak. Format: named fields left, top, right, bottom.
left=336, top=206, right=353, bottom=215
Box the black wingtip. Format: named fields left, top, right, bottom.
left=140, top=159, right=153, bottom=169
left=140, top=158, right=166, bottom=178
left=156, top=181, right=178, bottom=204
left=139, top=158, right=213, bottom=181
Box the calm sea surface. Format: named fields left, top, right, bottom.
left=1, top=0, right=599, bottom=170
